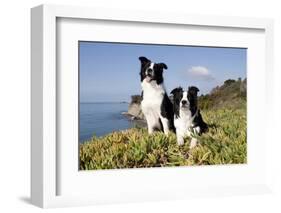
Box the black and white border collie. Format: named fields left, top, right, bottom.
left=171, top=86, right=208, bottom=147
left=139, top=56, right=175, bottom=135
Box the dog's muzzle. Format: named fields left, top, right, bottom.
left=181, top=100, right=189, bottom=108
left=145, top=71, right=153, bottom=82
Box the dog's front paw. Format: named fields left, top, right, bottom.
left=190, top=138, right=198, bottom=149
left=164, top=130, right=170, bottom=136
left=147, top=127, right=153, bottom=134
left=177, top=137, right=184, bottom=146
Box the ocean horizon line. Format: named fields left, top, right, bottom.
left=80, top=101, right=129, bottom=104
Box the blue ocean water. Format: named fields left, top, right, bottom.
left=79, top=102, right=136, bottom=143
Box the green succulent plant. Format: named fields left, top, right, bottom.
left=80, top=103, right=247, bottom=170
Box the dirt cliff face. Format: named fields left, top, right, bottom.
left=127, top=102, right=144, bottom=120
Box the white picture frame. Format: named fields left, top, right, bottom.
left=31, top=4, right=274, bottom=208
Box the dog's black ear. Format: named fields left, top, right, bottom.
left=170, top=87, right=183, bottom=95
left=139, top=56, right=150, bottom=65
left=188, top=86, right=199, bottom=96
left=158, top=63, right=168, bottom=70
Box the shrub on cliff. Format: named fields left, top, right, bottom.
left=198, top=78, right=246, bottom=110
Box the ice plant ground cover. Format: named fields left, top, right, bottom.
left=80, top=79, right=247, bottom=170
left=80, top=106, right=246, bottom=169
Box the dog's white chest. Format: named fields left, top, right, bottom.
left=140, top=80, right=166, bottom=132
left=141, top=81, right=165, bottom=110
left=141, top=81, right=165, bottom=99
left=174, top=110, right=194, bottom=136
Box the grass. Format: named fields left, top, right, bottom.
left=79, top=103, right=247, bottom=170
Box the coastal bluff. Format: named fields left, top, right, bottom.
left=123, top=77, right=247, bottom=120
left=122, top=95, right=145, bottom=120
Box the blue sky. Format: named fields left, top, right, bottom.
left=79, top=42, right=246, bottom=102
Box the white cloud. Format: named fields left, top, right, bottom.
left=187, top=66, right=215, bottom=81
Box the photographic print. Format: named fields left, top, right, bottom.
left=79, top=42, right=247, bottom=170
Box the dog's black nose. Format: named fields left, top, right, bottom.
left=181, top=100, right=187, bottom=105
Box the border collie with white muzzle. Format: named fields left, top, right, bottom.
left=139, top=56, right=175, bottom=135
left=171, top=86, right=208, bottom=147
